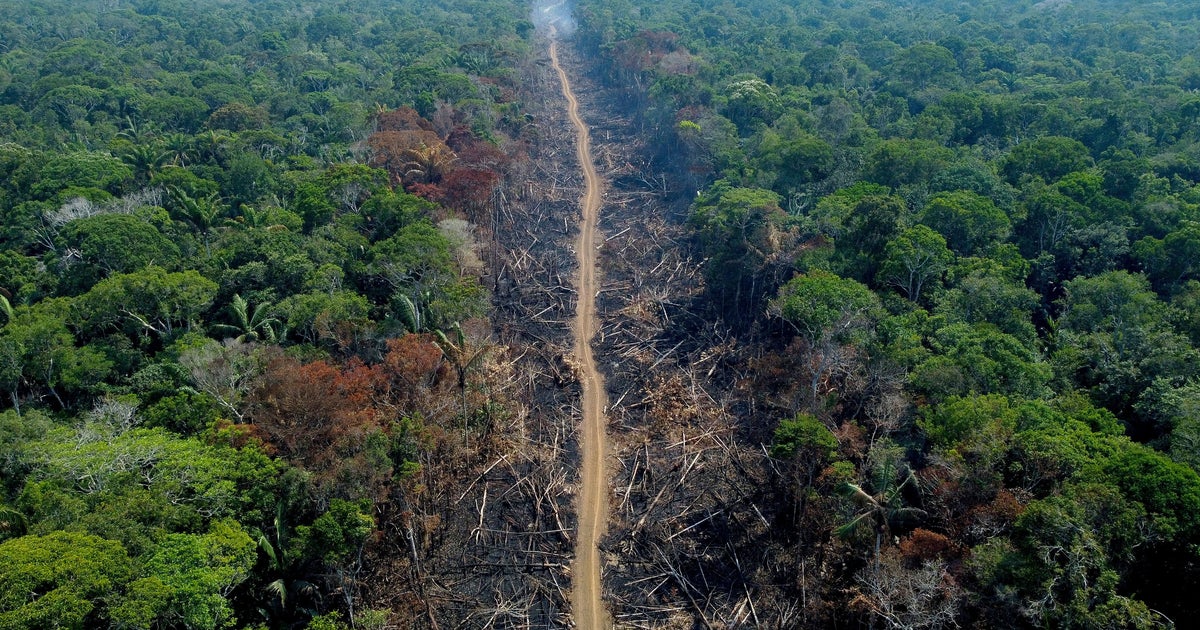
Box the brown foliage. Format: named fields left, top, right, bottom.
left=444, top=125, right=477, bottom=153
left=834, top=421, right=869, bottom=462
left=900, top=528, right=960, bottom=566
left=367, top=130, right=457, bottom=187
left=247, top=354, right=376, bottom=468
left=964, top=489, right=1026, bottom=542
left=375, top=107, right=434, bottom=132
left=405, top=182, right=443, bottom=202
left=436, top=168, right=500, bottom=220
left=455, top=138, right=511, bottom=172
left=245, top=336, right=453, bottom=500
left=377, top=334, right=451, bottom=409
left=445, top=127, right=511, bottom=169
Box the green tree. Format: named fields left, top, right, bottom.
left=1054, top=271, right=1199, bottom=425
left=1008, top=485, right=1160, bottom=629
left=0, top=337, right=21, bottom=413
left=1134, top=221, right=1200, bottom=292
left=879, top=225, right=954, bottom=303
left=919, top=190, right=1011, bottom=257
left=936, top=266, right=1039, bottom=343
left=889, top=42, right=960, bottom=92
left=773, top=270, right=881, bottom=406
left=911, top=323, right=1051, bottom=401
left=920, top=393, right=1019, bottom=451
left=752, top=126, right=833, bottom=195
left=865, top=139, right=953, bottom=190
left=1100, top=445, right=1200, bottom=543
left=807, top=182, right=892, bottom=239
left=275, top=290, right=371, bottom=347
left=133, top=521, right=257, bottom=630
left=368, top=220, right=484, bottom=330
left=773, top=269, right=879, bottom=345
left=0, top=531, right=131, bottom=629
left=297, top=499, right=374, bottom=626
left=37, top=84, right=105, bottom=129
left=1, top=303, right=111, bottom=409
left=20, top=413, right=280, bottom=550
left=690, top=183, right=790, bottom=319
left=75, top=266, right=218, bottom=343
left=32, top=151, right=132, bottom=200
left=771, top=412, right=844, bottom=538
left=205, top=103, right=269, bottom=132
left=63, top=213, right=181, bottom=283
left=722, top=76, right=779, bottom=131
left=1002, top=136, right=1092, bottom=185
left=222, top=151, right=273, bottom=208
left=772, top=412, right=839, bottom=489
left=370, top=220, right=455, bottom=300
left=834, top=192, right=907, bottom=282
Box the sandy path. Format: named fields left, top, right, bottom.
left=549, top=31, right=613, bottom=630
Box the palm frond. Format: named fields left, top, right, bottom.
left=841, top=482, right=880, bottom=507
left=395, top=293, right=422, bottom=332
left=835, top=511, right=874, bottom=539
left=257, top=534, right=280, bottom=569
left=265, top=578, right=287, bottom=607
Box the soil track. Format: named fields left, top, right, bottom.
left=549, top=29, right=613, bottom=630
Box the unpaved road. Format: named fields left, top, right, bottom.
left=549, top=30, right=612, bottom=630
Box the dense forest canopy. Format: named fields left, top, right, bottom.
left=0, top=0, right=537, bottom=627
left=2, top=0, right=1200, bottom=627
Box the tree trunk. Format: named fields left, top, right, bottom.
left=48, top=384, right=66, bottom=409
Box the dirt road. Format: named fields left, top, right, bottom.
left=549, top=31, right=612, bottom=630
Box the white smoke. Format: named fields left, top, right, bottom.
left=531, top=0, right=575, bottom=37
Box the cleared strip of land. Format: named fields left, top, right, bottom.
left=549, top=28, right=612, bottom=630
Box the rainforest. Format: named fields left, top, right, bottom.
left=1, top=0, right=1200, bottom=628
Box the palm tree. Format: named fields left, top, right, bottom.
left=115, top=117, right=157, bottom=144
left=434, top=322, right=489, bottom=445
left=231, top=204, right=270, bottom=230
left=169, top=188, right=225, bottom=256
left=161, top=132, right=194, bottom=167
left=838, top=460, right=925, bottom=558
left=118, top=142, right=171, bottom=185
left=401, top=142, right=457, bottom=185
left=192, top=129, right=231, bottom=165
left=257, top=503, right=318, bottom=624
left=213, top=294, right=280, bottom=342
